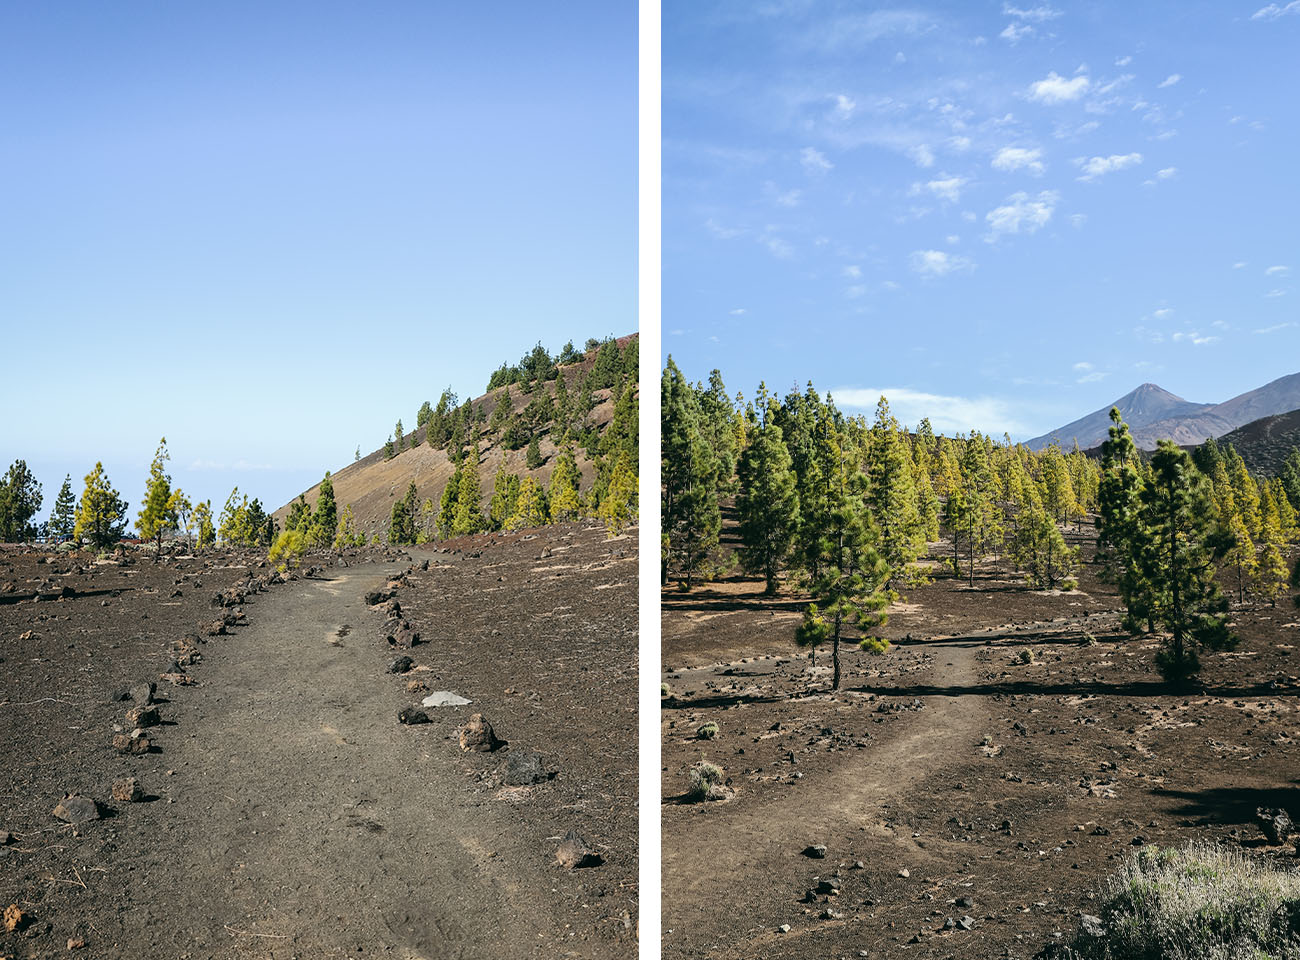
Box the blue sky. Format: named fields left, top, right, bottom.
left=663, top=1, right=1299, bottom=439
left=1, top=2, right=634, bottom=526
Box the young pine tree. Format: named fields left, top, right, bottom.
left=0, top=460, right=43, bottom=543
left=735, top=408, right=799, bottom=594
left=311, top=472, right=338, bottom=548
left=506, top=476, right=548, bottom=531
left=549, top=447, right=582, bottom=523
left=525, top=435, right=544, bottom=470
left=74, top=462, right=128, bottom=549
left=453, top=454, right=485, bottom=536
left=868, top=398, right=924, bottom=587
left=598, top=448, right=638, bottom=537
left=794, top=460, right=892, bottom=691
left=1131, top=441, right=1235, bottom=682
left=138, top=437, right=180, bottom=548
left=1255, top=484, right=1291, bottom=607
left=194, top=500, right=215, bottom=550
left=661, top=358, right=720, bottom=587
left=49, top=474, right=77, bottom=541
left=1097, top=409, right=1152, bottom=629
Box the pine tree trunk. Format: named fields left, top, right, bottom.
left=832, top=623, right=841, bottom=691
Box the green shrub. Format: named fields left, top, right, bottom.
left=686, top=761, right=724, bottom=802
left=860, top=636, right=891, bottom=655
left=696, top=722, right=719, bottom=740
left=1049, top=843, right=1300, bottom=960
left=268, top=528, right=306, bottom=566
left=1018, top=647, right=1037, bottom=665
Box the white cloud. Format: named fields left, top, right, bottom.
left=1157, top=166, right=1177, bottom=179
left=910, top=249, right=974, bottom=277
left=832, top=386, right=1028, bottom=436
left=1115, top=55, right=1133, bottom=66
left=1266, top=289, right=1288, bottom=298
left=1069, top=213, right=1087, bottom=228
left=1255, top=322, right=1295, bottom=334
left=1252, top=1, right=1300, bottom=19
left=1233, top=261, right=1248, bottom=269
left=1028, top=71, right=1090, bottom=104
left=1172, top=331, right=1218, bottom=345
left=843, top=264, right=862, bottom=278
left=1157, top=74, right=1181, bottom=88
left=1265, top=264, right=1291, bottom=276
left=705, top=218, right=744, bottom=240
left=1000, top=22, right=1034, bottom=43
left=1076, top=152, right=1143, bottom=180
left=909, top=144, right=936, bottom=168
left=763, top=181, right=803, bottom=207
left=801, top=146, right=833, bottom=175
left=948, top=135, right=972, bottom=151
left=924, top=174, right=967, bottom=202
left=1077, top=370, right=1107, bottom=383
left=1072, top=361, right=1093, bottom=371
left=762, top=234, right=794, bottom=258
left=945, top=234, right=960, bottom=244
left=832, top=94, right=856, bottom=119
left=984, top=190, right=1058, bottom=241
left=729, top=308, right=746, bottom=316
left=992, top=146, right=1046, bottom=175
left=1003, top=3, right=1062, bottom=21
left=1153, top=307, right=1174, bottom=319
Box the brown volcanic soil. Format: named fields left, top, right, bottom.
left=1, top=520, right=636, bottom=959
left=661, top=522, right=1300, bottom=959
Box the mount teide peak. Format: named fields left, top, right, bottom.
left=1026, top=372, right=1300, bottom=452
left=1026, top=383, right=1212, bottom=451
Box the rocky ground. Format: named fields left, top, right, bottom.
left=1, top=520, right=636, bottom=958
left=661, top=523, right=1300, bottom=959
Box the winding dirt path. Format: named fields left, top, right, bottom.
left=663, top=641, right=990, bottom=957
left=109, top=564, right=564, bottom=959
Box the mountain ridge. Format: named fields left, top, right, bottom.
left=1027, top=372, right=1300, bottom=452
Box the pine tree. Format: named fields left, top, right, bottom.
left=598, top=448, right=638, bottom=537
left=868, top=398, right=923, bottom=586
left=1097, top=409, right=1151, bottom=629
left=74, top=462, right=128, bottom=549
left=488, top=467, right=520, bottom=530
left=0, top=460, right=43, bottom=543
left=1255, top=484, right=1290, bottom=607
left=1131, top=441, right=1235, bottom=682
left=1280, top=447, right=1300, bottom=512
left=172, top=491, right=194, bottom=550
left=794, top=459, right=892, bottom=691
left=947, top=434, right=998, bottom=586
left=526, top=435, right=543, bottom=469
left=453, top=452, right=484, bottom=536
left=194, top=500, right=215, bottom=550
left=333, top=503, right=363, bottom=549
left=736, top=406, right=799, bottom=594
left=49, top=475, right=77, bottom=541
left=549, top=447, right=582, bottom=523
left=437, top=468, right=460, bottom=540
left=661, top=358, right=720, bottom=587
left=311, top=471, right=338, bottom=547
left=506, top=476, right=549, bottom=530
left=389, top=480, right=419, bottom=545
left=137, top=438, right=179, bottom=557
left=395, top=420, right=405, bottom=452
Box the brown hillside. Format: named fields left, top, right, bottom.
left=276, top=334, right=637, bottom=539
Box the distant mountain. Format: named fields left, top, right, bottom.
left=1210, top=408, right=1300, bottom=476
left=1028, top=372, right=1300, bottom=452
left=1026, top=383, right=1213, bottom=451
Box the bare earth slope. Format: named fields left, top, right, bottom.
left=662, top=532, right=1300, bottom=959
left=2, top=521, right=636, bottom=958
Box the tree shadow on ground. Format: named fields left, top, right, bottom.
left=1152, top=782, right=1300, bottom=830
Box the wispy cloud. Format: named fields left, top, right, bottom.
left=921, top=174, right=967, bottom=203
left=1265, top=264, right=1291, bottom=276
left=992, top=146, right=1046, bottom=175
left=1157, top=74, right=1181, bottom=88
left=1028, top=71, right=1090, bottom=104
left=1252, top=1, right=1300, bottom=20
left=1004, top=3, right=1063, bottom=21
left=909, top=144, right=936, bottom=168
left=1171, top=331, right=1218, bottom=345
left=1000, top=23, right=1034, bottom=43
left=1076, top=152, right=1143, bottom=180
left=801, top=146, right=833, bottom=175
left=910, top=249, right=975, bottom=277
left=832, top=386, right=1028, bottom=436
left=763, top=181, right=803, bottom=207
left=1072, top=360, right=1107, bottom=383
left=984, top=190, right=1058, bottom=241
left=1255, top=322, right=1295, bottom=334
